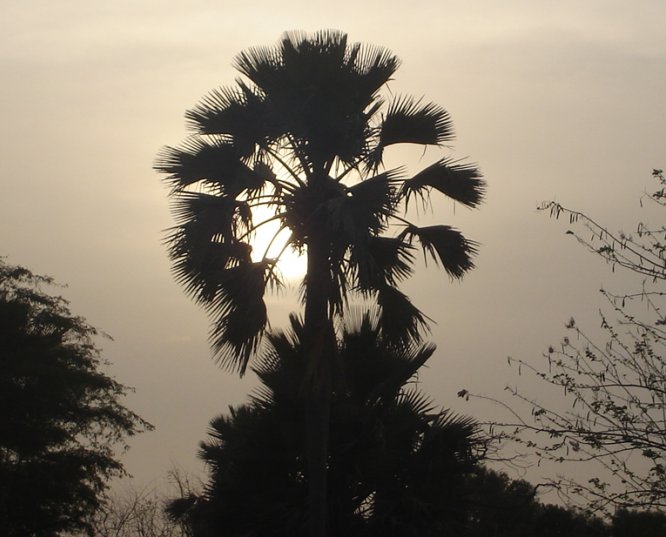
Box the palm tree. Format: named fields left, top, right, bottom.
left=167, top=313, right=484, bottom=536
left=155, top=30, right=484, bottom=536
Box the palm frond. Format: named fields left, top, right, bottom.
left=254, top=324, right=302, bottom=382
left=343, top=175, right=394, bottom=232
left=362, top=98, right=384, bottom=124
left=402, top=157, right=485, bottom=209
left=366, top=235, right=414, bottom=284
left=282, top=30, right=348, bottom=71
left=349, top=236, right=414, bottom=291
left=185, top=82, right=269, bottom=157
left=252, top=160, right=278, bottom=190
left=397, top=388, right=437, bottom=417
left=391, top=341, right=436, bottom=385
left=155, top=136, right=266, bottom=194
left=347, top=43, right=400, bottom=102
left=339, top=305, right=380, bottom=337
left=425, top=410, right=483, bottom=459
left=376, top=285, right=429, bottom=346
left=326, top=170, right=402, bottom=243
left=167, top=232, right=252, bottom=300
left=432, top=409, right=479, bottom=434
left=287, top=312, right=305, bottom=341
left=362, top=341, right=437, bottom=406
left=253, top=344, right=282, bottom=378
left=170, top=191, right=252, bottom=245
left=380, top=95, right=454, bottom=148
left=278, top=30, right=397, bottom=102
left=248, top=384, right=277, bottom=408
left=400, top=225, right=478, bottom=279
left=234, top=44, right=283, bottom=89
left=165, top=495, right=199, bottom=524
left=347, top=169, right=401, bottom=208
left=204, top=262, right=280, bottom=374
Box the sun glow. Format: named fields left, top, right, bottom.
left=249, top=205, right=306, bottom=282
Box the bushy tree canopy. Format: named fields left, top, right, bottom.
left=168, top=313, right=484, bottom=536
left=0, top=260, right=152, bottom=536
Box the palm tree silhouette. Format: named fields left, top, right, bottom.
left=168, top=312, right=483, bottom=536
left=156, top=30, right=484, bottom=536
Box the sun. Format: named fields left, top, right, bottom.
left=250, top=206, right=307, bottom=282
left=274, top=243, right=307, bottom=281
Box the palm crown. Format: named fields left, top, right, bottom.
left=155, top=30, right=484, bottom=373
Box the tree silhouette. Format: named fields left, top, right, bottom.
left=156, top=30, right=484, bottom=535
left=612, top=509, right=666, bottom=537
left=0, top=260, right=152, bottom=536
left=464, top=468, right=608, bottom=537
left=167, top=312, right=484, bottom=536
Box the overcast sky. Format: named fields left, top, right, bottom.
left=2, top=0, right=665, bottom=493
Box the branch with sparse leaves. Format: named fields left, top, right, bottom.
left=539, top=169, right=666, bottom=282
left=462, top=169, right=666, bottom=514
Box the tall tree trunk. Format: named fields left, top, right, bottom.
left=303, top=231, right=334, bottom=537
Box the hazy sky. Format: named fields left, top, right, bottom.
left=2, top=0, right=665, bottom=493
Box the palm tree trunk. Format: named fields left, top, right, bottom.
left=303, top=232, right=334, bottom=537
left=305, top=387, right=331, bottom=537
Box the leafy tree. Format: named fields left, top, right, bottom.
left=155, top=30, right=484, bottom=535
left=612, top=508, right=666, bottom=537
left=464, top=170, right=666, bottom=512
left=465, top=468, right=608, bottom=537
left=0, top=260, right=152, bottom=536
left=464, top=468, right=539, bottom=536
left=167, top=313, right=485, bottom=536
